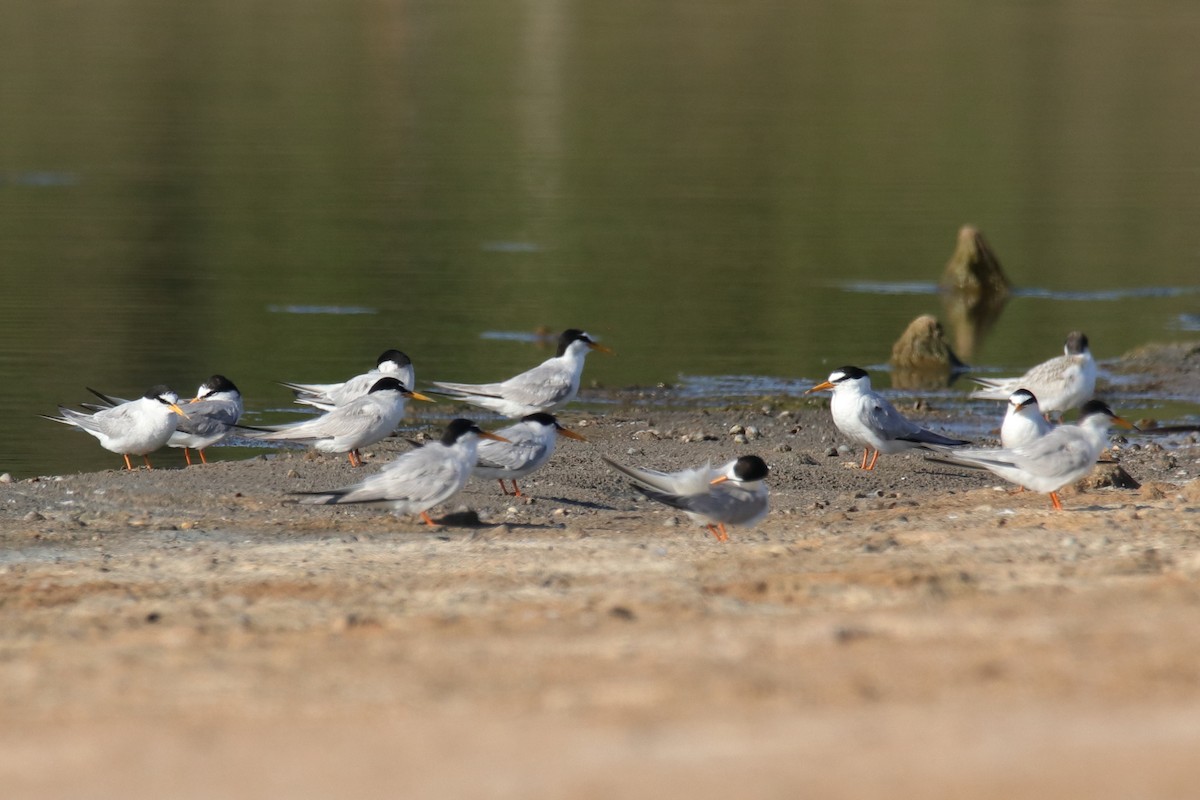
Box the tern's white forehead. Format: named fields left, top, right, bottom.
left=1009, top=389, right=1037, bottom=407
left=829, top=366, right=869, bottom=384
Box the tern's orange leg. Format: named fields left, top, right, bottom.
left=199, top=449, right=208, bottom=465
left=1050, top=492, right=1063, bottom=511
left=347, top=450, right=362, bottom=468
left=511, top=480, right=523, bottom=497
left=143, top=455, right=154, bottom=469
left=865, top=450, right=880, bottom=471
left=860, top=448, right=869, bottom=469
left=420, top=511, right=437, bottom=527
left=716, top=523, right=729, bottom=542
left=184, top=448, right=194, bottom=466
left=498, top=479, right=512, bottom=495
left=122, top=454, right=134, bottom=471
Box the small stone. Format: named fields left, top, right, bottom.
left=775, top=443, right=793, bottom=453
left=286, top=469, right=300, bottom=479
left=825, top=447, right=839, bottom=457
left=729, top=424, right=745, bottom=435
left=733, top=434, right=748, bottom=444
left=1078, top=463, right=1140, bottom=490
left=0, top=473, right=12, bottom=483
left=551, top=508, right=569, bottom=517
left=23, top=511, right=44, bottom=522
left=834, top=626, right=870, bottom=644
left=745, top=426, right=760, bottom=439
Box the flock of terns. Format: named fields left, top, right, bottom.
left=41, top=327, right=1130, bottom=539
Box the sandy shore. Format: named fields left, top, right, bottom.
left=3, top=354, right=1200, bottom=799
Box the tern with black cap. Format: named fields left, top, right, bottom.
left=431, top=329, right=612, bottom=418
left=807, top=366, right=970, bottom=470
left=299, top=418, right=509, bottom=526
left=603, top=454, right=770, bottom=542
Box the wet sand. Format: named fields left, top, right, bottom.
left=2, top=348, right=1200, bottom=799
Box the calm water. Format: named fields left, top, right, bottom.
left=2, top=0, right=1199, bottom=477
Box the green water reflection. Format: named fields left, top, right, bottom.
left=2, top=0, right=1199, bottom=476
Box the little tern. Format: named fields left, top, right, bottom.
left=472, top=412, right=586, bottom=496
left=171, top=375, right=244, bottom=464
left=249, top=377, right=432, bottom=466
left=970, top=331, right=1096, bottom=416
left=603, top=454, right=770, bottom=542
left=806, top=366, right=970, bottom=470
left=430, top=329, right=611, bottom=418
left=42, top=385, right=189, bottom=470
left=87, top=375, right=244, bottom=466
left=999, top=388, right=1053, bottom=450
left=280, top=349, right=415, bottom=410
left=298, top=418, right=509, bottom=526
left=926, top=399, right=1134, bottom=510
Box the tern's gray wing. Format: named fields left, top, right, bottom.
left=323, top=374, right=379, bottom=404
left=176, top=398, right=241, bottom=437
left=498, top=362, right=575, bottom=408
left=434, top=362, right=573, bottom=409
left=339, top=446, right=464, bottom=505
left=280, top=380, right=338, bottom=395
left=863, top=398, right=925, bottom=441
left=59, top=403, right=138, bottom=437
left=636, top=481, right=766, bottom=526
left=1005, top=428, right=1095, bottom=479
left=1019, top=355, right=1090, bottom=389
left=256, top=400, right=387, bottom=442
left=970, top=355, right=1084, bottom=398
left=602, top=456, right=716, bottom=495
left=476, top=438, right=549, bottom=472
left=285, top=376, right=361, bottom=409
left=430, top=379, right=508, bottom=399
left=968, top=378, right=1014, bottom=400
left=864, top=397, right=970, bottom=447
left=933, top=424, right=1092, bottom=480
left=310, top=366, right=415, bottom=407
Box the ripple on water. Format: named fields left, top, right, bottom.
left=266, top=305, right=377, bottom=315
left=840, top=281, right=1200, bottom=302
